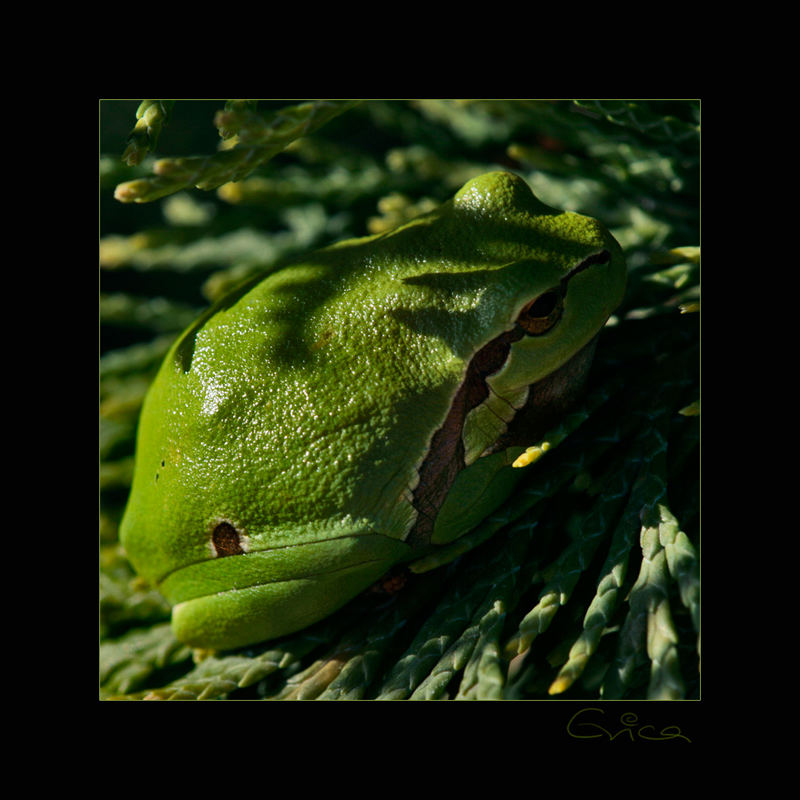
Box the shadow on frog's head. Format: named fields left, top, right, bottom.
left=172, top=171, right=622, bottom=373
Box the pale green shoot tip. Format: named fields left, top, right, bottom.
left=548, top=676, right=571, bottom=695
left=512, top=442, right=551, bottom=469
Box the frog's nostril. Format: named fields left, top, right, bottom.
left=212, top=522, right=245, bottom=557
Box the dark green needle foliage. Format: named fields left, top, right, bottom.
left=100, top=99, right=699, bottom=701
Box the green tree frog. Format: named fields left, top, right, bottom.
left=119, top=171, right=626, bottom=650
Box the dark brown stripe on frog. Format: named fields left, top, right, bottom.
left=405, top=250, right=610, bottom=549
left=484, top=334, right=598, bottom=456
left=405, top=326, right=525, bottom=549
left=560, top=250, right=611, bottom=289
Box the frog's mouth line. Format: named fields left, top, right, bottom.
left=167, top=554, right=389, bottom=599
left=167, top=547, right=404, bottom=649
left=154, top=530, right=412, bottom=603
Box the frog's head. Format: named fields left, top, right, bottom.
left=445, top=171, right=626, bottom=387
left=119, top=171, right=626, bottom=650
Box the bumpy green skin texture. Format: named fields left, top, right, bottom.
left=119, top=172, right=626, bottom=650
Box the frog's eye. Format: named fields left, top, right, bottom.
left=212, top=521, right=245, bottom=557
left=516, top=289, right=563, bottom=335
